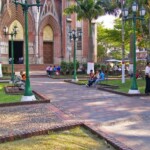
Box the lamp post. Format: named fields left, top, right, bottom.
left=13, top=0, right=42, bottom=101
left=123, top=1, right=146, bottom=94
left=69, top=29, right=82, bottom=82
left=3, top=25, right=18, bottom=83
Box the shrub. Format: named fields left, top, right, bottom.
left=60, top=61, right=79, bottom=75
left=100, top=64, right=107, bottom=71
left=68, top=61, right=79, bottom=75
left=60, top=61, right=68, bottom=75
left=68, top=62, right=74, bottom=74
left=82, top=63, right=87, bottom=70
left=94, top=63, right=100, bottom=71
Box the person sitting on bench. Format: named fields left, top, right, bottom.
left=20, top=71, right=26, bottom=83
left=13, top=72, right=25, bottom=90
left=94, top=70, right=105, bottom=86
left=86, top=70, right=99, bottom=87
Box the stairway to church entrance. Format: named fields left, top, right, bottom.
left=43, top=41, right=53, bottom=64
left=9, top=41, right=24, bottom=64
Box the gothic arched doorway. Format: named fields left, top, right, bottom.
left=43, top=25, right=54, bottom=64
left=9, top=20, right=24, bottom=64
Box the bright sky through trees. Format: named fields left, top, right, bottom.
left=97, top=14, right=118, bottom=29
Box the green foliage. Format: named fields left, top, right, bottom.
left=68, top=62, right=74, bottom=74
left=94, top=63, right=100, bottom=71
left=68, top=61, right=79, bottom=75
left=60, top=61, right=79, bottom=75
left=64, top=0, right=118, bottom=62
left=94, top=63, right=108, bottom=72
left=97, top=45, right=107, bottom=62
left=100, top=64, right=107, bottom=71
left=82, top=63, right=87, bottom=70
left=60, top=61, right=68, bottom=75
left=64, top=0, right=105, bottom=21
left=97, top=18, right=139, bottom=61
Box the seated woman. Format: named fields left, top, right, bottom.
left=93, top=70, right=105, bottom=86
left=46, top=66, right=50, bottom=75
left=86, top=70, right=99, bottom=87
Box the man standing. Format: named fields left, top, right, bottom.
left=145, top=62, right=150, bottom=95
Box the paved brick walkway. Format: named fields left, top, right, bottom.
left=0, top=77, right=149, bottom=150
left=31, top=78, right=150, bottom=150
left=0, top=103, right=77, bottom=138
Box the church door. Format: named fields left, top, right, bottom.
left=43, top=25, right=54, bottom=64
left=43, top=42, right=53, bottom=64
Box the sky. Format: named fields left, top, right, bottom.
left=97, top=14, right=118, bottom=29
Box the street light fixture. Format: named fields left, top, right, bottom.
left=69, top=29, right=82, bottom=82
left=123, top=1, right=146, bottom=94
left=3, top=25, right=18, bottom=83
left=13, top=0, right=42, bottom=101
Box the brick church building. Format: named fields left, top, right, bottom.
left=0, top=0, right=97, bottom=65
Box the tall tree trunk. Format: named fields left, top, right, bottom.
left=88, top=21, right=94, bottom=62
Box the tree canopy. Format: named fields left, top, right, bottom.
left=64, top=0, right=118, bottom=62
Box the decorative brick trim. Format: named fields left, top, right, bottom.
left=0, top=122, right=83, bottom=144
left=4, top=86, right=24, bottom=95
left=0, top=90, right=50, bottom=107
left=83, top=123, right=133, bottom=150
left=0, top=122, right=131, bottom=150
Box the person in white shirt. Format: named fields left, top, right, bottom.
left=145, top=62, right=150, bottom=95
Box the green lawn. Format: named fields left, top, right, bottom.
left=0, top=127, right=116, bottom=150
left=102, top=79, right=145, bottom=93
left=51, top=74, right=88, bottom=79
left=0, top=83, right=22, bottom=103
left=79, top=78, right=146, bottom=94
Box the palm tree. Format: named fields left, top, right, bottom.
left=64, top=0, right=117, bottom=62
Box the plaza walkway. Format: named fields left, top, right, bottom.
left=0, top=77, right=150, bottom=150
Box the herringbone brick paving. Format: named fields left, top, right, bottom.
left=0, top=103, right=76, bottom=138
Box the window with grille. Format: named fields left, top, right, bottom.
left=77, top=27, right=82, bottom=50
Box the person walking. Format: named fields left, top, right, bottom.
left=145, top=62, right=150, bottom=95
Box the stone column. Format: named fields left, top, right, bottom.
left=32, top=5, right=40, bottom=64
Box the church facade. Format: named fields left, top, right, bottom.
left=0, top=0, right=97, bottom=65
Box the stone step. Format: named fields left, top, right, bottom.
left=2, top=64, right=55, bottom=72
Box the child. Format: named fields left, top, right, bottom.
left=20, top=71, right=26, bottom=82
